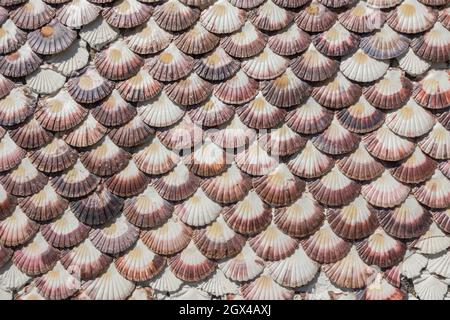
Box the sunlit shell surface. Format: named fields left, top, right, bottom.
left=0, top=0, right=448, bottom=301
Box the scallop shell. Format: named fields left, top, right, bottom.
left=363, top=68, right=412, bottom=110
left=193, top=216, right=245, bottom=260
left=296, top=1, right=337, bottom=33
left=240, top=274, right=294, bottom=300
left=267, top=246, right=319, bottom=288
left=200, top=0, right=245, bottom=34
left=413, top=69, right=450, bottom=110
left=79, top=136, right=130, bottom=177
left=376, top=196, right=431, bottom=239
left=0, top=262, right=31, bottom=292
left=340, top=49, right=389, bottom=83
left=274, top=192, right=324, bottom=238
left=67, top=66, right=115, bottom=104
left=338, top=2, right=384, bottom=33
left=387, top=0, right=437, bottom=34
left=154, top=0, right=200, bottom=32
left=222, top=190, right=272, bottom=236
left=148, top=43, right=194, bottom=82
left=312, top=21, right=360, bottom=57
left=12, top=233, right=60, bottom=276
left=419, top=122, right=450, bottom=160
left=153, top=163, right=201, bottom=202
left=363, top=125, right=415, bottom=162
left=414, top=222, right=450, bottom=255
left=50, top=159, right=98, bottom=199
left=361, top=170, right=410, bottom=208
left=414, top=170, right=450, bottom=209
left=291, top=44, right=339, bottom=82
left=41, top=209, right=90, bottom=249
left=125, top=18, right=172, bottom=55
left=327, top=195, right=378, bottom=240
left=360, top=274, right=405, bottom=300
left=70, top=187, right=123, bottom=227
left=390, top=147, right=436, bottom=184
left=285, top=98, right=333, bottom=134
left=261, top=67, right=311, bottom=109
left=323, top=246, right=375, bottom=289
left=19, top=183, right=69, bottom=222
left=219, top=243, right=264, bottom=282
left=220, top=21, right=267, bottom=59
left=47, top=40, right=89, bottom=77
left=0, top=19, right=27, bottom=54
left=165, top=73, right=213, bottom=106
left=168, top=241, right=216, bottom=282
left=268, top=23, right=310, bottom=56
left=301, top=222, right=352, bottom=264
left=60, top=239, right=112, bottom=281
left=397, top=48, right=431, bottom=77
left=175, top=188, right=221, bottom=227
left=28, top=19, right=77, bottom=55
left=57, top=0, right=100, bottom=28
left=413, top=273, right=448, bottom=300
left=287, top=140, right=334, bottom=179
left=401, top=251, right=427, bottom=279
left=35, top=262, right=79, bottom=300
left=249, top=223, right=298, bottom=261
left=356, top=227, right=406, bottom=268
left=115, top=240, right=165, bottom=282
left=10, top=0, right=55, bottom=30
left=202, top=163, right=252, bottom=204
left=26, top=68, right=65, bottom=95
left=148, top=267, right=182, bottom=293
left=0, top=206, right=39, bottom=247
left=385, top=98, right=435, bottom=138
left=81, top=264, right=134, bottom=300
left=237, top=94, right=286, bottom=129
left=332, top=139, right=374, bottom=173
left=0, top=43, right=42, bottom=78
left=311, top=117, right=360, bottom=155
left=195, top=47, right=240, bottom=82
left=80, top=16, right=119, bottom=50
left=250, top=0, right=293, bottom=32
left=102, top=0, right=152, bottom=29
left=94, top=40, right=144, bottom=81
left=253, top=163, right=305, bottom=207
left=63, top=114, right=107, bottom=148
left=174, top=22, right=219, bottom=55
left=361, top=24, right=409, bottom=60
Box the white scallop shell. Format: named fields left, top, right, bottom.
left=26, top=70, right=62, bottom=96
left=401, top=251, right=428, bottom=279
left=267, top=246, right=319, bottom=288
left=397, top=48, right=431, bottom=76
left=80, top=17, right=119, bottom=50
left=0, top=262, right=30, bottom=292
left=176, top=188, right=221, bottom=227
left=148, top=267, right=183, bottom=293
left=341, top=49, right=389, bottom=83
left=427, top=252, right=450, bottom=278
left=26, top=68, right=66, bottom=95
left=47, top=41, right=89, bottom=77
left=82, top=264, right=135, bottom=300
left=415, top=223, right=450, bottom=254
left=197, top=269, right=239, bottom=296
left=413, top=273, right=448, bottom=300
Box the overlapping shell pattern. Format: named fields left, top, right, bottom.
left=0, top=0, right=448, bottom=301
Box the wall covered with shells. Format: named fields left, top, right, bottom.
left=0, top=0, right=449, bottom=301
